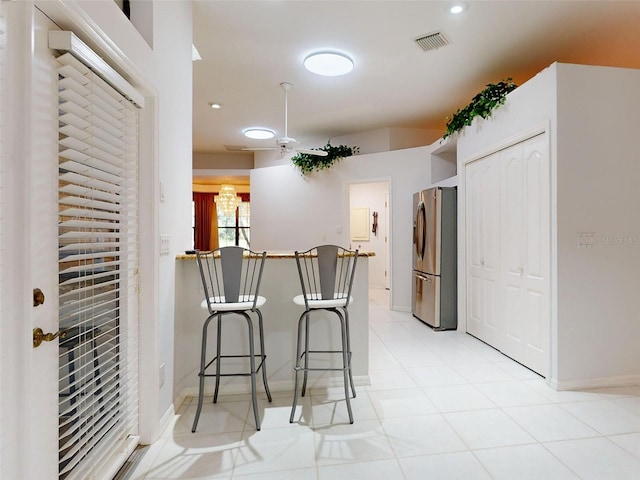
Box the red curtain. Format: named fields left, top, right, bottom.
left=193, top=192, right=215, bottom=250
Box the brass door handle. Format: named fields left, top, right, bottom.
left=33, top=327, right=67, bottom=348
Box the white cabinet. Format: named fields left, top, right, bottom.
left=465, top=133, right=549, bottom=376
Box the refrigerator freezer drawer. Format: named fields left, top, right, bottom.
left=412, top=272, right=440, bottom=328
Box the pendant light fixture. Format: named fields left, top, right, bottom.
left=215, top=184, right=242, bottom=216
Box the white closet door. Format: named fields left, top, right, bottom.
left=465, top=153, right=501, bottom=347
left=465, top=133, right=549, bottom=376
left=521, top=135, right=550, bottom=374
left=500, top=143, right=526, bottom=360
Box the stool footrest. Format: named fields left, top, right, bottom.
left=200, top=355, right=267, bottom=378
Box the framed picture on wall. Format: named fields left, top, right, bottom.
left=350, top=207, right=370, bottom=241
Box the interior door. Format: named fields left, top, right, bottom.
left=501, top=142, right=526, bottom=360
left=521, top=135, right=549, bottom=374
left=16, top=5, right=61, bottom=479
left=465, top=154, right=501, bottom=347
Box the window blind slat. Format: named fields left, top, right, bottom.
left=58, top=73, right=126, bottom=122
left=59, top=123, right=126, bottom=152
left=59, top=207, right=121, bottom=222
left=60, top=137, right=126, bottom=167
left=59, top=172, right=122, bottom=194
left=59, top=217, right=122, bottom=230
left=60, top=357, right=120, bottom=401
left=59, top=405, right=121, bottom=467
left=59, top=279, right=119, bottom=302
left=59, top=101, right=125, bottom=140
left=59, top=379, right=121, bottom=433
left=59, top=184, right=122, bottom=204
left=59, top=195, right=123, bottom=212
left=59, top=148, right=124, bottom=176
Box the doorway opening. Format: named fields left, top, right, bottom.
left=348, top=180, right=391, bottom=300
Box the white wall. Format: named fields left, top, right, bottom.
left=349, top=182, right=389, bottom=288
left=555, top=63, right=640, bottom=386
left=457, top=62, right=640, bottom=388
left=251, top=146, right=432, bottom=311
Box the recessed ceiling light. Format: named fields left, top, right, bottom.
left=244, top=128, right=275, bottom=140
left=209, top=102, right=222, bottom=109
left=303, top=52, right=354, bottom=76
left=449, top=2, right=467, bottom=14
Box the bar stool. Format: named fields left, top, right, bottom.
left=289, top=245, right=358, bottom=424
left=192, top=246, right=272, bottom=432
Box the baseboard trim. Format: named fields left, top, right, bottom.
left=552, top=373, right=640, bottom=391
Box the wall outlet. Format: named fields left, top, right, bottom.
left=159, top=363, right=165, bottom=388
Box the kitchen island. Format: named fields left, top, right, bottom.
left=173, top=251, right=371, bottom=402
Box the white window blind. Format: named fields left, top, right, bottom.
left=56, top=50, right=139, bottom=480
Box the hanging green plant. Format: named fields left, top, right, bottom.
left=291, top=142, right=359, bottom=175
left=442, top=78, right=517, bottom=140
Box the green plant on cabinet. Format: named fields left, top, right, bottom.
left=291, top=143, right=359, bottom=175
left=442, top=78, right=517, bottom=140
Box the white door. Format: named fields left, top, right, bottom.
left=500, top=143, right=526, bottom=360
left=1, top=4, right=141, bottom=478
left=520, top=135, right=550, bottom=374
left=465, top=133, right=549, bottom=376
left=499, top=134, right=549, bottom=374
left=465, top=153, right=501, bottom=347
left=1, top=3, right=61, bottom=478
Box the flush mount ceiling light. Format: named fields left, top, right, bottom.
left=449, top=2, right=468, bottom=14
left=209, top=102, right=222, bottom=109
left=243, top=128, right=275, bottom=140
left=303, top=52, right=354, bottom=76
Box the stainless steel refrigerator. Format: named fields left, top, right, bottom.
left=412, top=187, right=457, bottom=330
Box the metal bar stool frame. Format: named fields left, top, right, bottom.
left=192, top=247, right=272, bottom=432
left=289, top=245, right=358, bottom=424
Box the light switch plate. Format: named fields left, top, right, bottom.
left=160, top=235, right=170, bottom=254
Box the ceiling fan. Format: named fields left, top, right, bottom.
left=241, top=82, right=328, bottom=157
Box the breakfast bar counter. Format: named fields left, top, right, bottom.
left=173, top=251, right=371, bottom=401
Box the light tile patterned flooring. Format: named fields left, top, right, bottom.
left=120, top=289, right=640, bottom=480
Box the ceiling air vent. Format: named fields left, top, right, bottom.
left=414, top=31, right=449, bottom=52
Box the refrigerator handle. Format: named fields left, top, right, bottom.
left=415, top=201, right=426, bottom=260
left=415, top=272, right=433, bottom=282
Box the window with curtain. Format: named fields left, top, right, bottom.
left=193, top=192, right=250, bottom=250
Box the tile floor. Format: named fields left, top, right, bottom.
left=120, top=289, right=640, bottom=480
